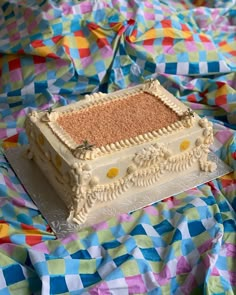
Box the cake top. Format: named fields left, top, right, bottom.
left=34, top=80, right=194, bottom=160
left=56, top=92, right=180, bottom=148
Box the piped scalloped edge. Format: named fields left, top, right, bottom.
left=69, top=142, right=214, bottom=224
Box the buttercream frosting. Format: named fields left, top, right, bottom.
left=25, top=80, right=217, bottom=225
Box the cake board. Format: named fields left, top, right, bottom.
left=4, top=146, right=233, bottom=239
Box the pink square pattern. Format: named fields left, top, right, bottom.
left=126, top=274, right=147, bottom=293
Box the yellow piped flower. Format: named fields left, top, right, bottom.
left=107, top=167, right=119, bottom=179
left=180, top=140, right=190, bottom=151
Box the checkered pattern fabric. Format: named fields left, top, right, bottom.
left=0, top=0, right=235, bottom=294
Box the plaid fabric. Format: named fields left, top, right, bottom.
left=0, top=0, right=235, bottom=294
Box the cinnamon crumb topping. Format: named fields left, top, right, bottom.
left=56, top=92, right=179, bottom=147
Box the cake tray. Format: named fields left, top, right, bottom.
left=4, top=146, right=233, bottom=239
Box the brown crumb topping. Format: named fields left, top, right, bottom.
left=56, top=92, right=180, bottom=147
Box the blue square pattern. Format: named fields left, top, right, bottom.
left=52, top=22, right=63, bottom=35
left=227, top=93, right=236, bottom=103
left=69, top=47, right=80, bottom=59
left=1, top=108, right=11, bottom=118
left=181, top=238, right=196, bottom=256
left=136, top=14, right=145, bottom=26
left=154, top=220, right=174, bottom=236
left=17, top=213, right=33, bottom=225
left=163, top=246, right=176, bottom=262
left=161, top=209, right=175, bottom=220
left=2, top=203, right=16, bottom=219
left=135, top=211, right=153, bottom=225
left=10, top=234, right=26, bottom=246
left=170, top=277, right=180, bottom=295
left=170, top=228, right=182, bottom=244
left=105, top=266, right=125, bottom=281
left=55, top=77, right=70, bottom=88
left=171, top=19, right=182, bottom=31
left=123, top=235, right=138, bottom=253
left=189, top=63, right=200, bottom=74
left=144, top=60, right=156, bottom=74
left=149, top=286, right=163, bottom=295
left=70, top=290, right=85, bottom=295
left=188, top=220, right=206, bottom=237
left=208, top=61, right=219, bottom=73
left=152, top=236, right=167, bottom=248
left=0, top=184, right=7, bottom=195
left=119, top=44, right=127, bottom=56
left=0, top=288, right=11, bottom=295
left=9, top=100, right=22, bottom=109
left=201, top=196, right=216, bottom=206
left=154, top=8, right=163, bottom=19
left=44, top=39, right=56, bottom=47
left=30, top=33, right=44, bottom=42
left=6, top=120, right=17, bottom=129
left=35, top=261, right=49, bottom=276
left=93, top=9, right=107, bottom=23
left=47, top=70, right=57, bottom=80
left=130, top=224, right=148, bottom=236
left=80, top=272, right=101, bottom=288
left=214, top=212, right=222, bottom=223
left=70, top=18, right=82, bottom=33
left=215, top=255, right=228, bottom=271
left=165, top=62, right=178, bottom=75
left=177, top=52, right=190, bottom=62
left=50, top=276, right=69, bottom=294
left=50, top=245, right=70, bottom=258
left=107, top=13, right=120, bottom=24
left=81, top=231, right=100, bottom=248
left=102, top=240, right=121, bottom=250
left=110, top=224, right=126, bottom=239
left=3, top=264, right=25, bottom=286
left=198, top=206, right=213, bottom=219
left=7, top=89, right=22, bottom=97
left=71, top=249, right=91, bottom=259
left=34, top=81, right=48, bottom=93
left=218, top=200, right=231, bottom=212
left=114, top=254, right=131, bottom=267
left=198, top=50, right=207, bottom=61
left=10, top=43, right=22, bottom=53
left=223, top=220, right=236, bottom=233
left=135, top=257, right=153, bottom=273
left=65, top=260, right=80, bottom=275
left=140, top=248, right=162, bottom=262
left=58, top=87, right=73, bottom=95
left=94, top=60, right=106, bottom=72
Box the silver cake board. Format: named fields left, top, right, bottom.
left=4, top=146, right=233, bottom=239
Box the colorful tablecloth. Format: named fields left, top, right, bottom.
left=0, top=0, right=235, bottom=294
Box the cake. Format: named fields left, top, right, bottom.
left=25, top=80, right=216, bottom=224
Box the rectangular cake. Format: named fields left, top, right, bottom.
left=25, top=80, right=216, bottom=224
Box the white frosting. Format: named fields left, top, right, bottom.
left=25, top=80, right=216, bottom=225
left=200, top=160, right=217, bottom=172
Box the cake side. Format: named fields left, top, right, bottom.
left=25, top=80, right=216, bottom=225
